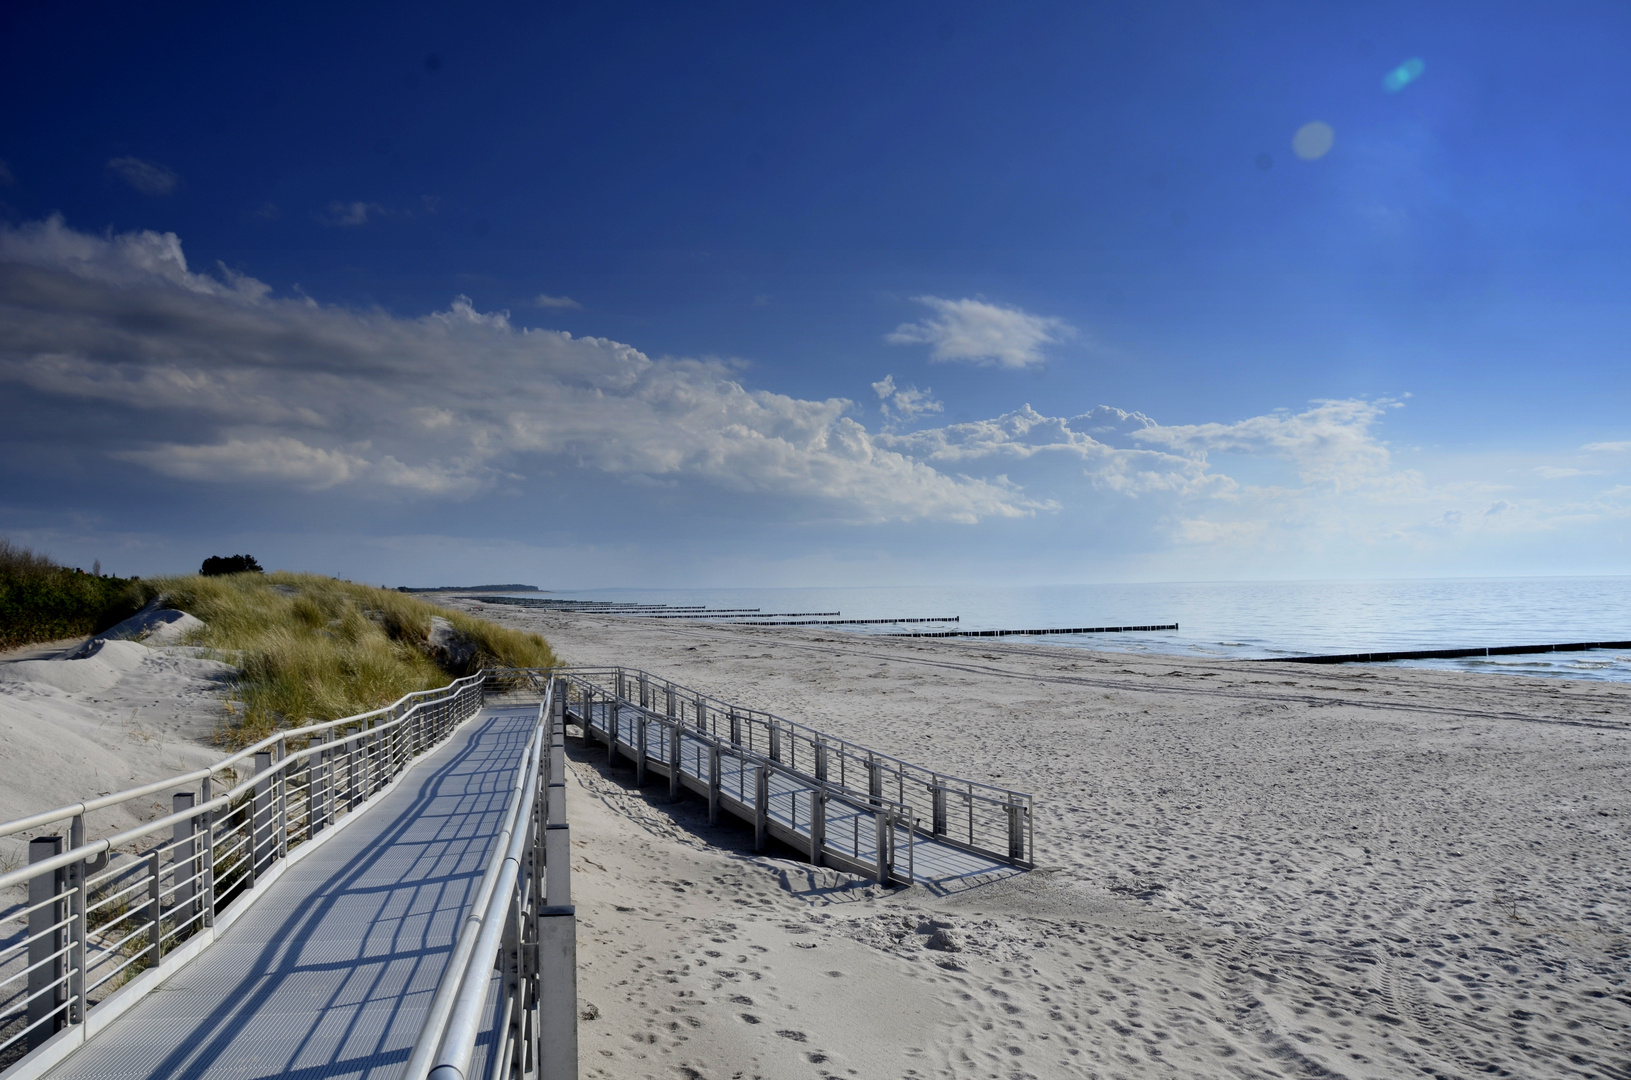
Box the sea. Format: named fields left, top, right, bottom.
left=519, top=577, right=1631, bottom=684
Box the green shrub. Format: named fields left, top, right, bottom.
left=0, top=539, right=144, bottom=650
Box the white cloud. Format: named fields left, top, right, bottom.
left=533, top=294, right=582, bottom=309
left=871, top=374, right=943, bottom=423
left=885, top=296, right=1073, bottom=369
left=106, top=156, right=180, bottom=196
left=1129, top=398, right=1401, bottom=490
left=1584, top=440, right=1631, bottom=453
left=0, top=217, right=1041, bottom=523
left=1530, top=466, right=1595, bottom=479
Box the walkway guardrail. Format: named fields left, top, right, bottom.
left=405, top=675, right=576, bottom=1080
left=554, top=667, right=1034, bottom=881
left=0, top=673, right=491, bottom=1078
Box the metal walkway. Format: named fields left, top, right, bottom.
left=562, top=669, right=1028, bottom=887
left=39, top=705, right=538, bottom=1080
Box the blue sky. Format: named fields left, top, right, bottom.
left=2, top=1, right=1629, bottom=586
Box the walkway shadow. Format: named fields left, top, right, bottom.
left=71, top=709, right=534, bottom=1080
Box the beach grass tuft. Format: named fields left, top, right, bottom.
left=139, top=572, right=557, bottom=745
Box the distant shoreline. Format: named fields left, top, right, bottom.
left=396, top=584, right=545, bottom=594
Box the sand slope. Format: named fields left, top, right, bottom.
left=447, top=599, right=1631, bottom=1080
left=0, top=636, right=232, bottom=863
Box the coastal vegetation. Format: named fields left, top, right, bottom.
left=0, top=538, right=144, bottom=649
left=138, top=571, right=558, bottom=744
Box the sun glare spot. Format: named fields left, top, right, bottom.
left=1382, top=57, right=1426, bottom=93
left=1292, top=121, right=1334, bottom=161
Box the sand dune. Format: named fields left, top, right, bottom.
left=447, top=599, right=1631, bottom=1080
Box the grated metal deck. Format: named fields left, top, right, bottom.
left=43, top=707, right=538, bottom=1080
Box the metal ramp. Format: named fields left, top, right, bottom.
left=35, top=706, right=538, bottom=1080
left=559, top=668, right=1031, bottom=887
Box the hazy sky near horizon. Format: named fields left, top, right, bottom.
left=2, top=1, right=1630, bottom=587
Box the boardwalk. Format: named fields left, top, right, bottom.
left=2, top=667, right=1032, bottom=1080
left=564, top=669, right=1028, bottom=888
left=36, top=706, right=538, bottom=1080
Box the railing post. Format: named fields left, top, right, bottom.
left=200, top=777, right=216, bottom=927
left=728, top=711, right=741, bottom=746
left=310, top=730, right=328, bottom=836
left=810, top=791, right=826, bottom=867
left=67, top=815, right=86, bottom=1024
left=606, top=699, right=617, bottom=757
left=874, top=809, right=890, bottom=884
left=867, top=756, right=882, bottom=806
left=815, top=739, right=828, bottom=782
left=146, top=848, right=163, bottom=970
left=754, top=767, right=769, bottom=852
left=668, top=725, right=682, bottom=802
left=695, top=698, right=706, bottom=733
left=27, top=835, right=66, bottom=1049
left=665, top=687, right=675, bottom=718
left=251, top=750, right=273, bottom=880
left=768, top=721, right=781, bottom=763
left=635, top=713, right=647, bottom=786
left=538, top=905, right=578, bottom=1080
left=931, top=783, right=948, bottom=836
left=275, top=740, right=289, bottom=861
left=172, top=792, right=196, bottom=931
left=1007, top=798, right=1025, bottom=863
left=707, top=745, right=721, bottom=825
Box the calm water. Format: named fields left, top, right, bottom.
left=529, top=578, right=1631, bottom=683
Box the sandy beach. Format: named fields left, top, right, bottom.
left=444, top=598, right=1631, bottom=1080
left=3, top=606, right=1628, bottom=1078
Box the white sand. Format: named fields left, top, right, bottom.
left=446, top=598, right=1631, bottom=1080
left=0, top=632, right=232, bottom=868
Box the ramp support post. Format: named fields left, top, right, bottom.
left=538, top=905, right=578, bottom=1080
left=754, top=767, right=769, bottom=852
left=708, top=745, right=721, bottom=825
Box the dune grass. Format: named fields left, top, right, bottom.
left=140, top=572, right=557, bottom=745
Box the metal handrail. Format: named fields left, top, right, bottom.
left=405, top=676, right=576, bottom=1080
left=544, top=665, right=1034, bottom=870
left=0, top=670, right=490, bottom=1073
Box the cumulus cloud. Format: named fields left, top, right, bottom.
left=533, top=294, right=582, bottom=309
left=1129, top=398, right=1401, bottom=489
left=0, top=216, right=1041, bottom=523
left=106, top=156, right=180, bottom=196
left=885, top=296, right=1073, bottom=369
left=871, top=374, right=943, bottom=423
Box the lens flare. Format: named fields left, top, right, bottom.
left=1292, top=121, right=1334, bottom=161
left=1382, top=57, right=1425, bottom=93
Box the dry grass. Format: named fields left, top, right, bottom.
left=139, top=572, right=557, bottom=745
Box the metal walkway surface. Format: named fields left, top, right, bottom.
left=41, top=706, right=538, bottom=1080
